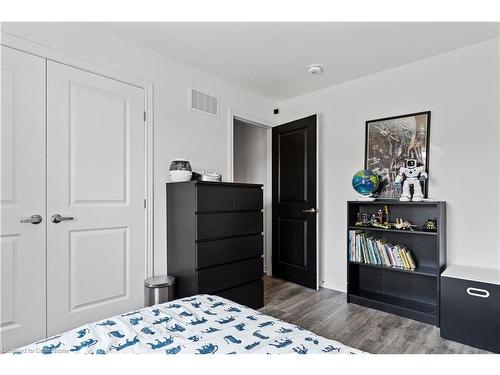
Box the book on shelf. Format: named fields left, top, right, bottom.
left=348, top=230, right=417, bottom=270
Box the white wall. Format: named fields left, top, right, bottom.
left=0, top=23, right=275, bottom=275
left=277, top=38, right=500, bottom=292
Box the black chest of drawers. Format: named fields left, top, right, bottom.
left=166, top=181, right=264, bottom=309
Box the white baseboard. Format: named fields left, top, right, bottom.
left=320, top=279, right=347, bottom=293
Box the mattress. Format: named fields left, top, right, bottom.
left=15, top=294, right=362, bottom=354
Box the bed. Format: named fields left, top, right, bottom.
left=15, top=294, right=362, bottom=354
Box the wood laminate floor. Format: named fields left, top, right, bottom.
left=260, top=276, right=491, bottom=354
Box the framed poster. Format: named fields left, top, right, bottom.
left=365, top=111, right=430, bottom=199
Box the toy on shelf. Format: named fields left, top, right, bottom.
left=371, top=221, right=392, bottom=229
left=422, top=219, right=437, bottom=232
left=372, top=208, right=383, bottom=224
left=370, top=207, right=392, bottom=229
left=354, top=205, right=418, bottom=231
left=384, top=205, right=390, bottom=223
left=352, top=169, right=379, bottom=201
left=355, top=205, right=392, bottom=229
left=356, top=212, right=370, bottom=226
left=393, top=218, right=417, bottom=231
left=394, top=159, right=428, bottom=202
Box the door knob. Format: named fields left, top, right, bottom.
left=302, top=208, right=319, bottom=214
left=20, top=214, right=43, bottom=224
left=51, top=214, right=74, bottom=223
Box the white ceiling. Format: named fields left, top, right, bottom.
left=98, top=22, right=499, bottom=101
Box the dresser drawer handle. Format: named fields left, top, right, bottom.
left=466, top=287, right=490, bottom=298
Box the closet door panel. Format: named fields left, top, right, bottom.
left=46, top=62, right=146, bottom=336
left=0, top=46, right=46, bottom=351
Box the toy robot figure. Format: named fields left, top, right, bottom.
left=394, top=159, right=428, bottom=202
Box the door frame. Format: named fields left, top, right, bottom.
left=0, top=31, right=155, bottom=278
left=227, top=108, right=275, bottom=275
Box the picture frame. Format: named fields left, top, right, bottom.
left=364, top=111, right=431, bottom=199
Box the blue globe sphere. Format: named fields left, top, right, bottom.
left=352, top=170, right=380, bottom=196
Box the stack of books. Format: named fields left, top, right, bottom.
left=348, top=230, right=417, bottom=270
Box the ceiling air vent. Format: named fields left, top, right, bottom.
left=189, top=87, right=219, bottom=118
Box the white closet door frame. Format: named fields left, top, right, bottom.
left=0, top=32, right=155, bottom=277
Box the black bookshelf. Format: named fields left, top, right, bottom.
left=347, top=200, right=446, bottom=326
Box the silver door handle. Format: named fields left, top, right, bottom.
left=466, top=287, right=490, bottom=298
left=51, top=214, right=74, bottom=223
left=302, top=208, right=319, bottom=214
left=20, top=214, right=43, bottom=225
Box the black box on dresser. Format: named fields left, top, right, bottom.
left=166, top=181, right=264, bottom=309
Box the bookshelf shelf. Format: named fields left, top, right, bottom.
left=348, top=226, right=437, bottom=236
left=348, top=290, right=437, bottom=325
left=347, top=200, right=446, bottom=327
left=347, top=261, right=437, bottom=277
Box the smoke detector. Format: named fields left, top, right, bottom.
left=306, top=64, right=324, bottom=75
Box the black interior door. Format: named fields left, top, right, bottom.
left=272, top=115, right=317, bottom=289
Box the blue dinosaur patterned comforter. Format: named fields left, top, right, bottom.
left=15, top=294, right=362, bottom=354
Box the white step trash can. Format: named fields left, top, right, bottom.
left=144, top=275, right=176, bottom=307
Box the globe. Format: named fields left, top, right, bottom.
left=352, top=169, right=380, bottom=197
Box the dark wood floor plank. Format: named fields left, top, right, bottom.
left=259, top=276, right=490, bottom=354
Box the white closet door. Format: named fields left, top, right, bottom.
left=46, top=62, right=146, bottom=335
left=0, top=46, right=46, bottom=351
